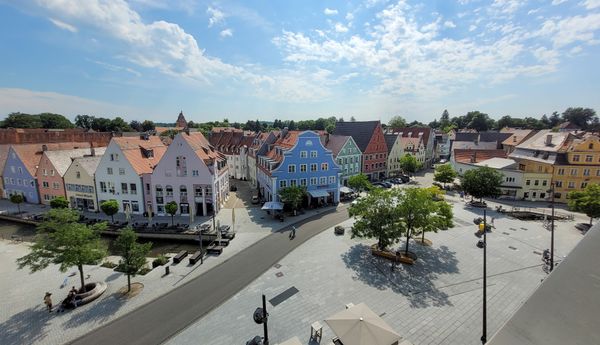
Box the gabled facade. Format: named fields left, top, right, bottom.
left=248, top=132, right=277, bottom=189
left=385, top=134, right=403, bottom=177
left=2, top=146, right=39, bottom=203
left=64, top=156, right=103, bottom=211
left=95, top=136, right=167, bottom=214
left=146, top=131, right=229, bottom=219
left=321, top=134, right=362, bottom=186
left=37, top=147, right=106, bottom=205
left=209, top=128, right=255, bottom=180
left=388, top=127, right=435, bottom=168
left=400, top=136, right=426, bottom=167
left=257, top=130, right=341, bottom=205
left=334, top=121, right=387, bottom=181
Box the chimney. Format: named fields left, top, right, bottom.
left=325, top=132, right=330, bottom=144
left=545, top=134, right=553, bottom=146
left=513, top=135, right=517, bottom=143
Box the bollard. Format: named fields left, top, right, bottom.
left=165, top=266, right=170, bottom=275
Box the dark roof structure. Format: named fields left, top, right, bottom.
left=384, top=134, right=398, bottom=154
left=489, top=223, right=600, bottom=345
left=389, top=127, right=433, bottom=146
left=334, top=121, right=380, bottom=152
left=320, top=134, right=351, bottom=157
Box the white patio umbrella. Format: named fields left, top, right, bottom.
left=325, top=303, right=402, bottom=345
left=277, top=336, right=302, bottom=345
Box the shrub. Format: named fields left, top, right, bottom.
left=152, top=254, right=169, bottom=268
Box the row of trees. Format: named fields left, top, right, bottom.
left=1, top=112, right=74, bottom=129
left=75, top=115, right=155, bottom=133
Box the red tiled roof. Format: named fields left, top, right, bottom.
left=454, top=149, right=507, bottom=164
left=11, top=142, right=94, bottom=176
left=389, top=127, right=432, bottom=147
left=113, top=136, right=167, bottom=175
left=180, top=131, right=226, bottom=166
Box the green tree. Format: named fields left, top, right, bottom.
left=50, top=196, right=69, bottom=209
left=100, top=199, right=119, bottom=222
left=141, top=120, right=155, bottom=132
left=165, top=201, right=178, bottom=226
left=349, top=188, right=401, bottom=250
left=460, top=167, right=503, bottom=202
left=109, top=117, right=132, bottom=132
left=10, top=193, right=24, bottom=214
left=347, top=174, right=372, bottom=193
left=278, top=186, right=306, bottom=215
left=399, top=154, right=421, bottom=176
left=568, top=184, right=600, bottom=226
left=467, top=111, right=494, bottom=131
left=439, top=109, right=451, bottom=129
left=2, top=113, right=42, bottom=128
left=92, top=117, right=112, bottom=131
left=16, top=208, right=107, bottom=291
left=39, top=113, right=74, bottom=129
left=561, top=107, right=597, bottom=129
left=75, top=114, right=95, bottom=129
left=129, top=120, right=143, bottom=131
left=434, top=164, right=457, bottom=188
left=388, top=116, right=407, bottom=129
left=115, top=227, right=152, bottom=292
left=549, top=111, right=561, bottom=127
left=397, top=187, right=453, bottom=256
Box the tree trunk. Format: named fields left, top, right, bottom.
left=404, top=226, right=411, bottom=255
left=111, top=214, right=114, bottom=223
left=422, top=229, right=425, bottom=243
left=127, top=273, right=131, bottom=292
left=171, top=214, right=174, bottom=226
left=17, top=204, right=21, bottom=214
left=590, top=216, right=594, bottom=226
left=78, top=264, right=86, bottom=292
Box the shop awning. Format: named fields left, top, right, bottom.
left=261, top=201, right=284, bottom=210
left=340, top=186, right=353, bottom=194
left=309, top=189, right=330, bottom=198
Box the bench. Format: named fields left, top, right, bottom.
left=189, top=251, right=203, bottom=265
left=371, top=245, right=415, bottom=265
left=217, top=239, right=230, bottom=246
left=206, top=244, right=223, bottom=255
left=173, top=250, right=188, bottom=264
left=222, top=232, right=236, bottom=240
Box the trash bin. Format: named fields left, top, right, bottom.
left=165, top=266, right=170, bottom=275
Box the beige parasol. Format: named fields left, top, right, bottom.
left=325, top=303, right=401, bottom=345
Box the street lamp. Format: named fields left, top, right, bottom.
left=477, top=208, right=488, bottom=344
left=547, top=182, right=556, bottom=272
left=248, top=294, right=269, bottom=345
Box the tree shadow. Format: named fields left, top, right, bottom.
left=0, top=305, right=50, bottom=345
left=63, top=292, right=127, bottom=329
left=105, top=272, right=121, bottom=282
left=341, top=242, right=459, bottom=308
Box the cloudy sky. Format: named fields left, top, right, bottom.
left=0, top=0, right=599, bottom=124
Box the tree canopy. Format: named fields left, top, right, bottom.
left=460, top=167, right=503, bottom=201
left=561, top=107, right=598, bottom=130
left=349, top=188, right=400, bottom=250
left=115, top=227, right=152, bottom=292
left=100, top=199, right=119, bottom=222
left=165, top=201, right=178, bottom=226
left=434, top=164, right=457, bottom=186
left=1, top=112, right=74, bottom=129
left=388, top=116, right=407, bottom=129
left=16, top=208, right=107, bottom=291
left=10, top=193, right=24, bottom=213
left=568, top=183, right=600, bottom=226
left=399, top=154, right=421, bottom=175
left=278, top=186, right=306, bottom=212
left=347, top=174, right=372, bottom=193
left=50, top=196, right=69, bottom=209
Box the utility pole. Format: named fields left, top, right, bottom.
left=481, top=208, right=487, bottom=344
left=262, top=294, right=269, bottom=345
left=550, top=182, right=555, bottom=272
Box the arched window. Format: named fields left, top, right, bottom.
left=166, top=185, right=173, bottom=196
left=180, top=185, right=187, bottom=196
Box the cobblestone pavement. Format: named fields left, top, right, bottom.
left=0, top=180, right=343, bottom=345
left=167, top=198, right=586, bottom=345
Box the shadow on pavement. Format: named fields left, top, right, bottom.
left=0, top=305, right=50, bottom=345
left=105, top=272, right=121, bottom=282
left=341, top=242, right=459, bottom=308
left=63, top=292, right=128, bottom=329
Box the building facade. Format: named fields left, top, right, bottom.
left=552, top=134, right=600, bottom=202
left=95, top=136, right=167, bottom=214
left=2, top=146, right=40, bottom=203
left=385, top=134, right=403, bottom=177
left=146, top=131, right=229, bottom=218
left=334, top=121, right=387, bottom=181
left=257, top=130, right=341, bottom=205
left=209, top=128, right=254, bottom=180
left=64, top=156, right=103, bottom=211
left=321, top=134, right=362, bottom=186
left=388, top=127, right=435, bottom=168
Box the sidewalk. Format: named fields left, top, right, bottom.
left=0, top=194, right=347, bottom=345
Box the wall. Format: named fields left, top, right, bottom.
left=2, top=147, right=40, bottom=203
left=37, top=154, right=66, bottom=204
left=64, top=159, right=98, bottom=211
left=362, top=125, right=387, bottom=181
left=335, top=137, right=362, bottom=186
left=0, top=128, right=112, bottom=145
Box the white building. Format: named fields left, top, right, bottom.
left=209, top=128, right=255, bottom=180
left=95, top=135, right=167, bottom=215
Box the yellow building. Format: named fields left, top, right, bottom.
left=552, top=134, right=600, bottom=202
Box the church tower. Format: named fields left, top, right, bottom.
left=176, top=111, right=187, bottom=128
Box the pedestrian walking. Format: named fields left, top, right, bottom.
left=289, top=226, right=296, bottom=240
left=491, top=217, right=495, bottom=228
left=43, top=292, right=53, bottom=313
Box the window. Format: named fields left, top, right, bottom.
left=166, top=185, right=173, bottom=196
left=108, top=182, right=115, bottom=194
left=52, top=182, right=59, bottom=190
left=568, top=181, right=575, bottom=188
left=526, top=180, right=531, bottom=186
left=540, top=193, right=546, bottom=199
left=519, top=164, right=526, bottom=171
left=310, top=151, right=317, bottom=158
left=50, top=170, right=55, bottom=176
left=16, top=179, right=21, bottom=185
left=534, top=180, right=539, bottom=186
left=321, top=163, right=328, bottom=171
left=44, top=194, right=51, bottom=201
left=18, top=167, right=23, bottom=174
left=192, top=170, right=199, bottom=176
left=131, top=201, right=139, bottom=212
left=537, top=165, right=543, bottom=172
left=107, top=167, right=113, bottom=175
left=586, top=155, right=593, bottom=162
left=555, top=181, right=562, bottom=187
left=119, top=168, right=125, bottom=175
left=583, top=168, right=590, bottom=176
left=310, top=177, right=317, bottom=185
left=589, top=143, right=594, bottom=149
left=279, top=180, right=287, bottom=188
left=130, top=183, right=137, bottom=195
left=310, top=163, right=317, bottom=172
left=300, top=178, right=307, bottom=186
left=180, top=185, right=187, bottom=197
left=329, top=176, right=336, bottom=184
left=573, top=154, right=580, bottom=162
left=121, top=183, right=128, bottom=194
left=146, top=183, right=150, bottom=192
left=300, top=164, right=307, bottom=172
left=43, top=181, right=49, bottom=188
left=110, top=153, right=119, bottom=161
left=76, top=171, right=81, bottom=179
left=570, top=168, right=578, bottom=176
left=290, top=179, right=297, bottom=187
left=100, top=182, right=107, bottom=193
left=542, top=180, right=547, bottom=186
left=581, top=182, right=588, bottom=188
left=9, top=178, right=14, bottom=184
left=319, top=177, right=327, bottom=185
left=122, top=201, right=130, bottom=213
left=557, top=168, right=565, bottom=175
left=176, top=156, right=187, bottom=176
left=42, top=168, right=47, bottom=176
left=288, top=165, right=296, bottom=173
left=300, top=151, right=308, bottom=158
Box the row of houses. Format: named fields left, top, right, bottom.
left=450, top=128, right=600, bottom=203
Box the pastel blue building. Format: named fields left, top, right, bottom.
left=2, top=146, right=41, bottom=203
left=257, top=130, right=341, bottom=206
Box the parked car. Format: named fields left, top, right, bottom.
left=372, top=182, right=384, bottom=188
left=575, top=223, right=592, bottom=232
left=230, top=184, right=237, bottom=192
left=399, top=175, right=410, bottom=183
left=251, top=195, right=260, bottom=204
left=381, top=182, right=393, bottom=188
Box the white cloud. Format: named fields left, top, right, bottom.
left=334, top=23, right=349, bottom=33
left=469, top=24, right=477, bottom=31
left=220, top=28, right=233, bottom=38
left=346, top=12, right=354, bottom=21
left=569, top=45, right=583, bottom=54
left=89, top=59, right=142, bottom=77
left=581, top=0, right=600, bottom=9
left=0, top=88, right=143, bottom=118
left=539, top=13, right=600, bottom=47
left=49, top=18, right=77, bottom=32
left=443, top=20, right=456, bottom=28
left=324, top=8, right=338, bottom=15
left=491, top=0, right=524, bottom=15
left=207, top=6, right=225, bottom=27
left=552, top=0, right=568, bottom=4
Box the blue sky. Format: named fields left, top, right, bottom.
left=1, top=0, right=599, bottom=124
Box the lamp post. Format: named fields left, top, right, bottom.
left=549, top=182, right=555, bottom=272
left=250, top=294, right=269, bottom=345
left=478, top=208, right=487, bottom=344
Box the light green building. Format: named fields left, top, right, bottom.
left=321, top=134, right=362, bottom=186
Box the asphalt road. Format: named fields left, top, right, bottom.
left=69, top=205, right=349, bottom=345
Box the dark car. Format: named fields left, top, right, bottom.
left=381, top=182, right=393, bottom=188
left=575, top=223, right=592, bottom=232
left=399, top=175, right=410, bottom=183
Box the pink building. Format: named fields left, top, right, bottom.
left=37, top=147, right=105, bottom=205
